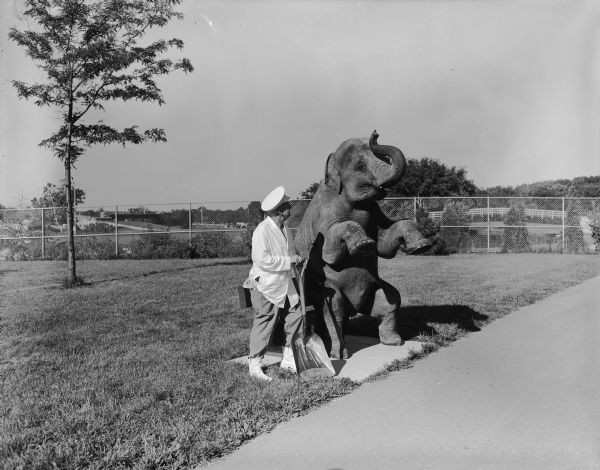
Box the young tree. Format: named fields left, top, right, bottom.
left=9, top=0, right=193, bottom=286
left=413, top=205, right=448, bottom=256
left=415, top=205, right=439, bottom=239
left=31, top=182, right=86, bottom=208
left=439, top=201, right=471, bottom=253
left=501, top=205, right=531, bottom=253
left=247, top=201, right=263, bottom=225
left=31, top=181, right=86, bottom=227
left=563, top=201, right=585, bottom=253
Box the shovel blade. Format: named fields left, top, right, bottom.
left=291, top=332, right=336, bottom=380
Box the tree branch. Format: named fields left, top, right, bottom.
left=72, top=17, right=154, bottom=124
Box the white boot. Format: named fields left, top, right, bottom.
left=248, top=356, right=272, bottom=382
left=280, top=346, right=296, bottom=372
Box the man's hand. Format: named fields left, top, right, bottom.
left=291, top=255, right=304, bottom=265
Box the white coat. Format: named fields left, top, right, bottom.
left=249, top=216, right=300, bottom=308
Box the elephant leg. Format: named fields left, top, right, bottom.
left=323, top=221, right=376, bottom=265
left=323, top=289, right=349, bottom=359
left=373, top=280, right=404, bottom=346
left=378, top=219, right=432, bottom=258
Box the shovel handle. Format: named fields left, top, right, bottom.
left=291, top=263, right=308, bottom=332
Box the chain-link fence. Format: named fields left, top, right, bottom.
left=1, top=197, right=599, bottom=260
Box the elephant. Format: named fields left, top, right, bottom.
left=294, top=130, right=432, bottom=360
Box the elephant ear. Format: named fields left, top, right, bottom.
left=324, top=152, right=342, bottom=194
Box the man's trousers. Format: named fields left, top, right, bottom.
left=249, top=289, right=303, bottom=359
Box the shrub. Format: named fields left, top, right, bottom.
left=4, top=237, right=116, bottom=261
left=415, top=206, right=439, bottom=238
left=562, top=202, right=586, bottom=253
left=0, top=231, right=251, bottom=261
left=501, top=205, right=531, bottom=253
left=127, top=231, right=250, bottom=259
left=190, top=232, right=224, bottom=258
left=0, top=238, right=41, bottom=261
left=45, top=239, right=67, bottom=260
left=130, top=233, right=189, bottom=259
left=439, top=202, right=471, bottom=253
left=243, top=224, right=256, bottom=255
left=563, top=228, right=585, bottom=253
left=76, top=236, right=116, bottom=260
left=590, top=216, right=600, bottom=252
left=190, top=232, right=249, bottom=259
left=414, top=206, right=449, bottom=256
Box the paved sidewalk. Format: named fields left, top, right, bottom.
left=207, top=275, right=600, bottom=469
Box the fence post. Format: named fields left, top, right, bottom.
left=413, top=197, right=417, bottom=221
left=487, top=196, right=490, bottom=253
left=115, top=205, right=119, bottom=257
left=73, top=200, right=77, bottom=236
left=41, top=207, right=45, bottom=260
left=562, top=197, right=565, bottom=254
left=188, top=203, right=192, bottom=243
left=201, top=205, right=204, bottom=224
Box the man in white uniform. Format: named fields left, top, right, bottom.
left=248, top=186, right=304, bottom=381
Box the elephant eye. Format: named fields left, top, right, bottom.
left=354, top=161, right=367, bottom=172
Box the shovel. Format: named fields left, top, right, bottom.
left=291, top=263, right=336, bottom=380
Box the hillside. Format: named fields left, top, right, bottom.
left=482, top=176, right=600, bottom=197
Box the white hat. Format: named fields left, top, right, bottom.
left=261, top=186, right=290, bottom=212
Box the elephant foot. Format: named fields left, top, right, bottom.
left=323, top=221, right=375, bottom=264
left=400, top=220, right=433, bottom=254
left=379, top=325, right=404, bottom=346
left=329, top=342, right=349, bottom=360
left=405, top=237, right=433, bottom=255
left=330, top=347, right=349, bottom=360
left=348, top=237, right=376, bottom=258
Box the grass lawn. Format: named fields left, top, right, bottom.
left=2, top=254, right=600, bottom=468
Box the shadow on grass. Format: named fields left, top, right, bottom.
left=346, top=305, right=489, bottom=341
left=87, top=258, right=251, bottom=285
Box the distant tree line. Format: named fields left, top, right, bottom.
left=480, top=176, right=600, bottom=198
left=299, top=159, right=600, bottom=199
left=389, top=158, right=478, bottom=197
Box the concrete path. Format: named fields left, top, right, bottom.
left=230, top=337, right=424, bottom=382
left=207, top=275, right=600, bottom=469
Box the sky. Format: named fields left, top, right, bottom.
left=1, top=0, right=600, bottom=208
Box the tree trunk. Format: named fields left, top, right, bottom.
left=64, top=52, right=78, bottom=287
left=65, top=155, right=77, bottom=286
left=65, top=83, right=77, bottom=286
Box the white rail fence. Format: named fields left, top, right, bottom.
left=428, top=207, right=566, bottom=220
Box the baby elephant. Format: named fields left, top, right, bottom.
left=295, top=130, right=431, bottom=359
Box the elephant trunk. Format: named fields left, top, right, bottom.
left=368, top=130, right=407, bottom=188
